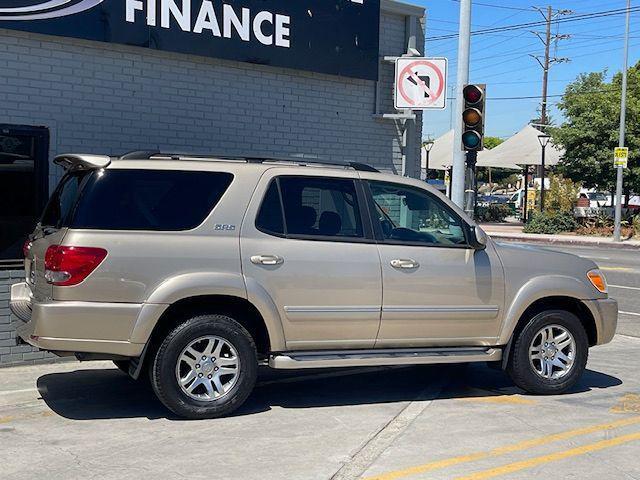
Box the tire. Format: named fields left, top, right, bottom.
left=149, top=314, right=257, bottom=419
left=507, top=309, right=588, bottom=395
left=113, top=360, right=130, bottom=375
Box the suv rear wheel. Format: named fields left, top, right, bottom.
left=507, top=309, right=588, bottom=395
left=150, top=314, right=257, bottom=419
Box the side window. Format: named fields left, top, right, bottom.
left=368, top=181, right=467, bottom=246
left=255, top=181, right=284, bottom=235
left=276, top=176, right=363, bottom=239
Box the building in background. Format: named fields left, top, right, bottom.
left=0, top=0, right=424, bottom=365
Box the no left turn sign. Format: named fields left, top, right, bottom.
left=394, top=57, right=448, bottom=110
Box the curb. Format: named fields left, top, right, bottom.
left=486, top=233, right=640, bottom=250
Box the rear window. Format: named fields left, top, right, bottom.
left=44, top=169, right=233, bottom=231
left=40, top=170, right=91, bottom=228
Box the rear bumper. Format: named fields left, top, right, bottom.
left=10, top=281, right=145, bottom=357
left=584, top=297, right=618, bottom=345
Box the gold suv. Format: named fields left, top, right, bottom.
left=11, top=151, right=617, bottom=419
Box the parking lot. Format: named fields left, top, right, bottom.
left=1, top=242, right=640, bottom=480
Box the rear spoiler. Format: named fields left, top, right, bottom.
left=54, top=154, right=111, bottom=171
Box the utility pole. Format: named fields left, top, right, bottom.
left=530, top=6, right=570, bottom=205
left=614, top=0, right=631, bottom=242
left=530, top=6, right=571, bottom=131
left=451, top=0, right=472, bottom=208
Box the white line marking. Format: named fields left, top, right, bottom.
left=620, top=311, right=640, bottom=317
left=610, top=284, right=640, bottom=291
left=0, top=388, right=38, bottom=397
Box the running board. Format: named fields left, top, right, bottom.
left=269, top=347, right=502, bottom=369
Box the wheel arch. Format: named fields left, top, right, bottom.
left=155, top=295, right=286, bottom=356
left=500, top=295, right=597, bottom=369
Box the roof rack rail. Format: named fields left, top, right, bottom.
left=117, top=151, right=380, bottom=173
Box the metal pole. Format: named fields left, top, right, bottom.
left=451, top=0, right=472, bottom=208
left=540, top=144, right=546, bottom=212
left=540, top=6, right=552, bottom=130
left=614, top=0, right=630, bottom=242
left=523, top=166, right=529, bottom=222
left=464, top=150, right=477, bottom=218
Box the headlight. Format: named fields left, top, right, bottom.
left=587, top=269, right=608, bottom=294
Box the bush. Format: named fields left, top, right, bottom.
left=546, top=174, right=581, bottom=213
left=475, top=203, right=511, bottom=223
left=523, top=211, right=578, bottom=234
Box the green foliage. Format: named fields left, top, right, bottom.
left=523, top=211, right=578, bottom=234
left=475, top=203, right=511, bottom=223
left=633, top=214, right=640, bottom=238
left=483, top=136, right=504, bottom=150
left=551, top=61, right=640, bottom=194
left=546, top=174, right=581, bottom=213
left=477, top=169, right=518, bottom=186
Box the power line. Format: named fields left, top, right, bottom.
left=449, top=0, right=533, bottom=12
left=428, top=7, right=640, bottom=41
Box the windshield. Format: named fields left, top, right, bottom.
left=587, top=193, right=607, bottom=201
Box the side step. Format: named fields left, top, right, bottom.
left=269, top=347, right=502, bottom=369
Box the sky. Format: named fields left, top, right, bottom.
left=415, top=0, right=640, bottom=141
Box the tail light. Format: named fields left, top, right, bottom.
left=22, top=238, right=32, bottom=258
left=44, top=245, right=107, bottom=286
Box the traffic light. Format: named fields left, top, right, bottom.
left=461, top=84, right=486, bottom=151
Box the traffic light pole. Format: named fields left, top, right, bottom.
left=614, top=0, right=631, bottom=242
left=451, top=0, right=472, bottom=208
left=464, top=150, right=477, bottom=218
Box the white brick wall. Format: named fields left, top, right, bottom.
left=0, top=9, right=424, bottom=365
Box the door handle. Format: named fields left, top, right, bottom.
left=250, top=255, right=284, bottom=265
left=390, top=258, right=419, bottom=269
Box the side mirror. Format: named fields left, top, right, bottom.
left=469, top=225, right=487, bottom=250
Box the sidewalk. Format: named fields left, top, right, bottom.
left=480, top=223, right=640, bottom=250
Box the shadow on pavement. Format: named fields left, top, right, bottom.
left=36, top=363, right=622, bottom=421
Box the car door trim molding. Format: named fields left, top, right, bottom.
left=383, top=305, right=499, bottom=313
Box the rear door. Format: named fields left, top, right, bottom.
left=240, top=168, right=382, bottom=351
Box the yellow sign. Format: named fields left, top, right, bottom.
left=614, top=147, right=629, bottom=168
left=526, top=189, right=536, bottom=210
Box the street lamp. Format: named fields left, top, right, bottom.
left=538, top=134, right=551, bottom=211
left=422, top=140, right=434, bottom=181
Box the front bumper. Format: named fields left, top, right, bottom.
left=10, top=281, right=146, bottom=357
left=584, top=297, right=618, bottom=345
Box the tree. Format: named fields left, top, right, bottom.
left=483, top=136, right=504, bottom=150
left=551, top=61, right=639, bottom=196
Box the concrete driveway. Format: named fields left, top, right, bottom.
left=1, top=335, right=639, bottom=480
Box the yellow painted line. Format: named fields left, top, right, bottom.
left=600, top=266, right=634, bottom=272
left=363, top=416, right=640, bottom=480
left=457, top=395, right=536, bottom=405
left=454, top=431, right=640, bottom=480
left=612, top=394, right=640, bottom=414
left=0, top=410, right=54, bottom=424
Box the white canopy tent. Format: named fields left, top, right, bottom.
left=422, top=129, right=520, bottom=172
left=421, top=129, right=455, bottom=171
left=476, top=124, right=564, bottom=168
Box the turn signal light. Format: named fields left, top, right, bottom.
left=587, top=269, right=607, bottom=294
left=44, top=245, right=107, bottom=286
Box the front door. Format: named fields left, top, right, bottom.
left=241, top=169, right=382, bottom=351
left=363, top=178, right=505, bottom=348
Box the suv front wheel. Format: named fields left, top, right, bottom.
left=150, top=314, right=257, bottom=419
left=507, top=309, right=588, bottom=395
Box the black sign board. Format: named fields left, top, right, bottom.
left=0, top=0, right=380, bottom=80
